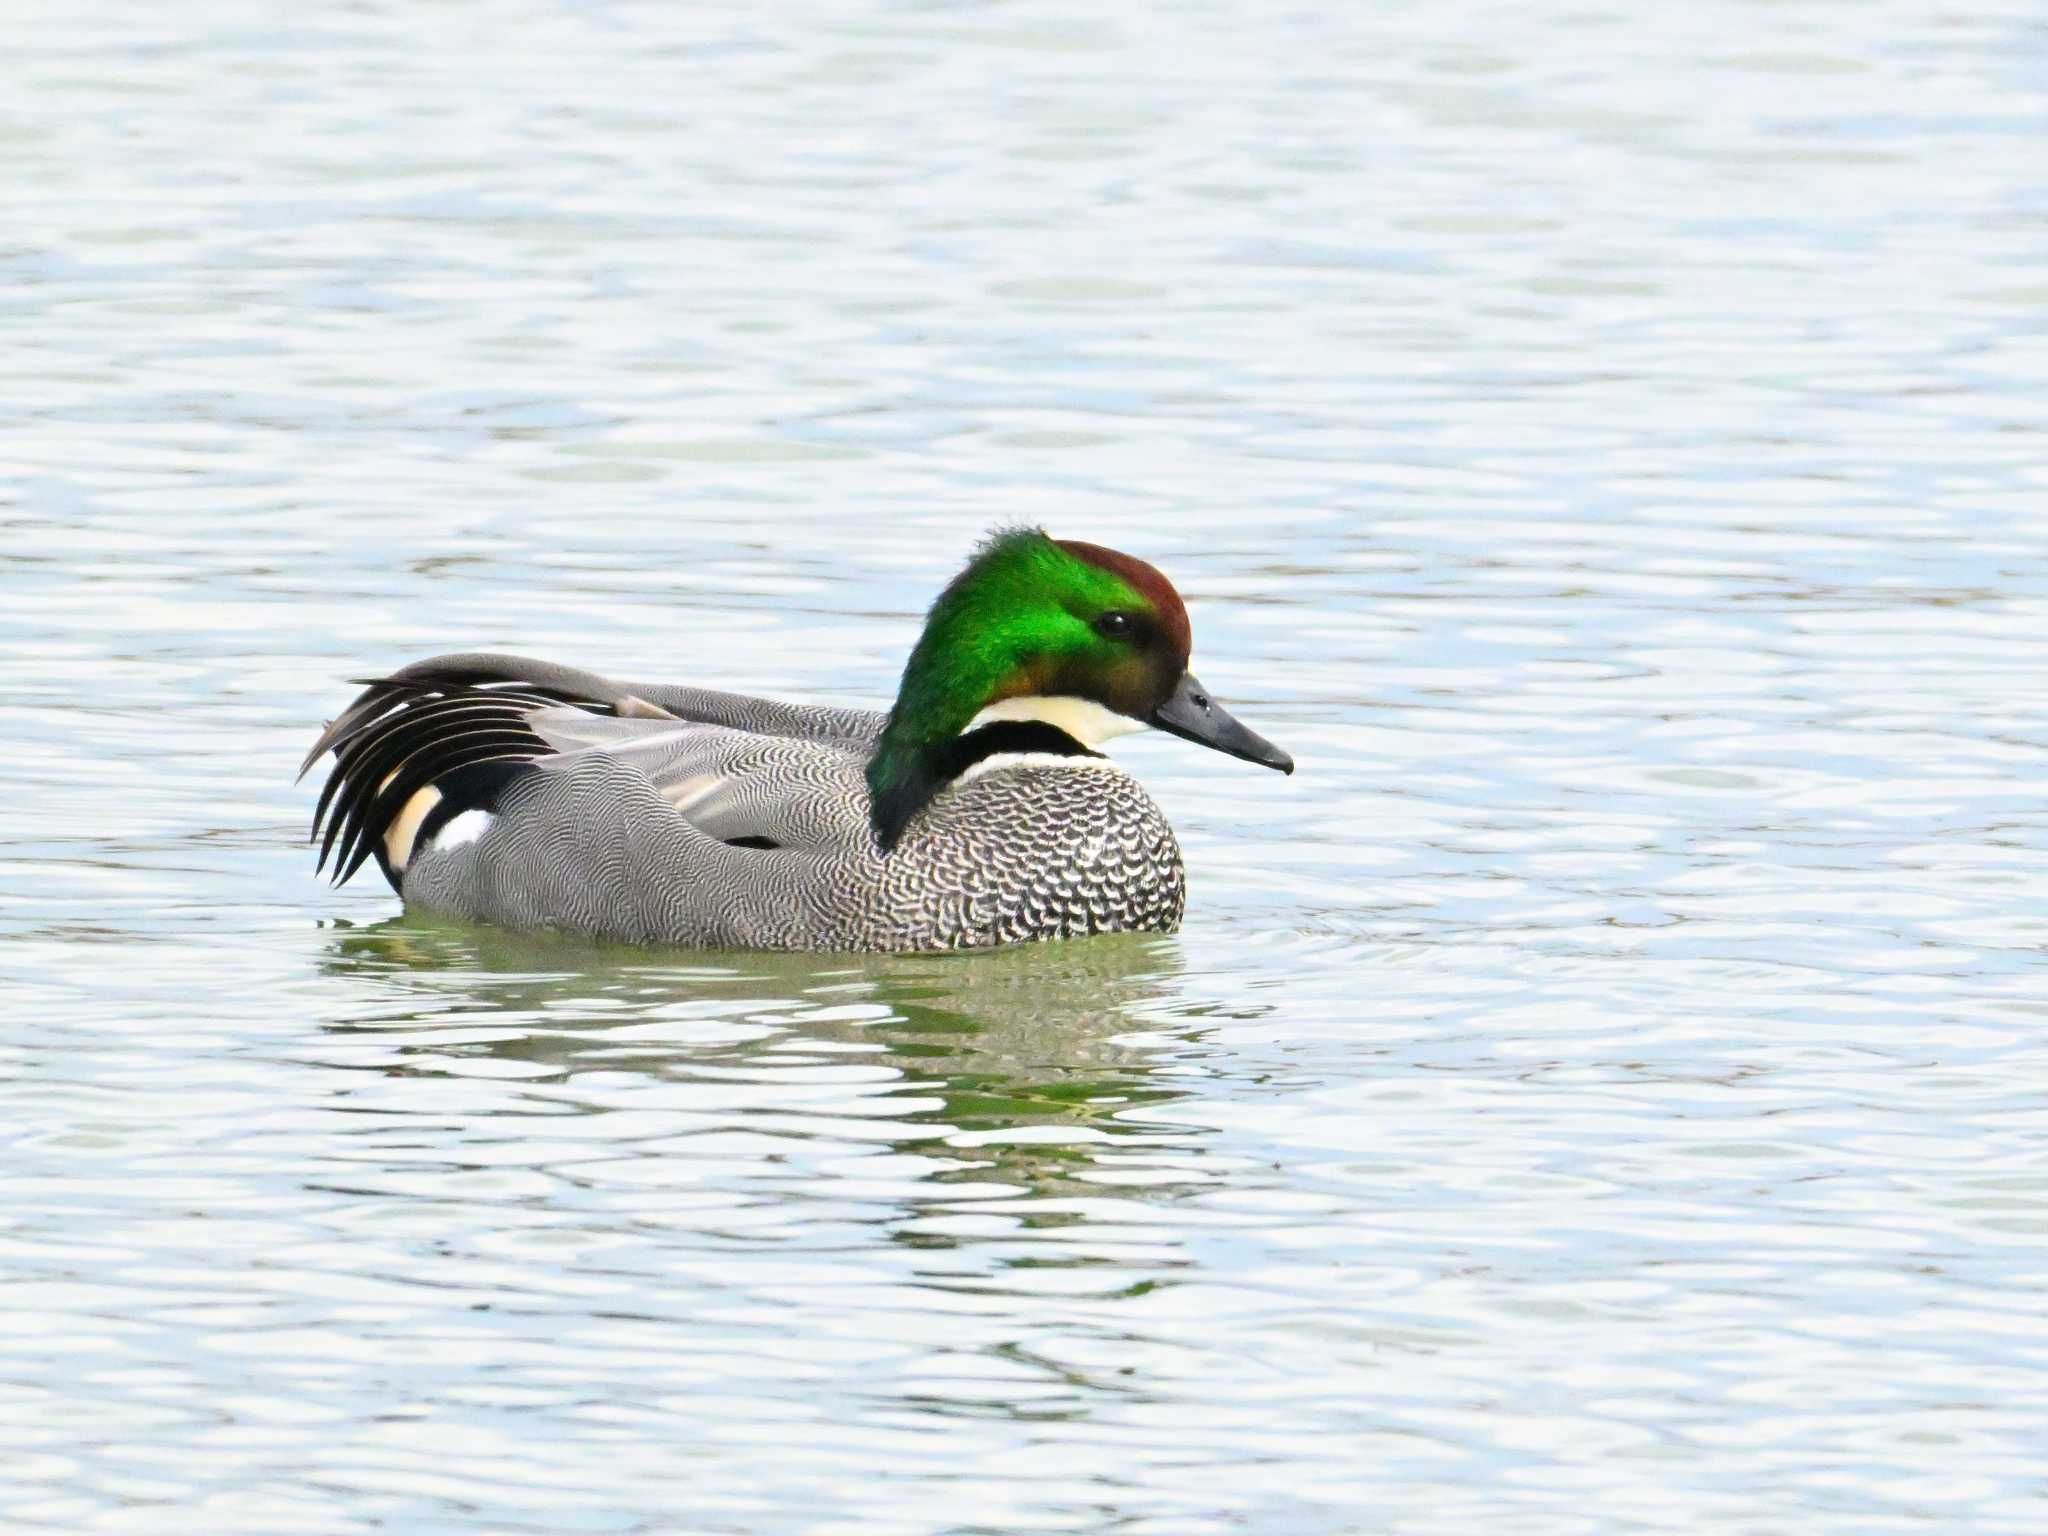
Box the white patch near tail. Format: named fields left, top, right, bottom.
left=431, top=809, right=493, bottom=852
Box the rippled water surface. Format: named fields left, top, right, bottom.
left=6, top=2, right=2048, bottom=1531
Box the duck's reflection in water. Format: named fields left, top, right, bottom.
left=313, top=918, right=1222, bottom=1313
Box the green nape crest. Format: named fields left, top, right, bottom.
left=865, top=527, right=1190, bottom=851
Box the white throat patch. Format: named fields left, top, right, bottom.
left=964, top=694, right=1147, bottom=748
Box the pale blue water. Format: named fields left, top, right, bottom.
left=5, top=2, right=2048, bottom=1532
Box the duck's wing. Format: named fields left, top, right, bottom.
left=302, top=652, right=874, bottom=890
left=303, top=651, right=883, bottom=761
left=614, top=680, right=884, bottom=747
left=525, top=706, right=870, bottom=850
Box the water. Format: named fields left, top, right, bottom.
left=5, top=1, right=2048, bottom=1530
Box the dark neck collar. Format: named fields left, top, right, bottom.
left=869, top=720, right=1099, bottom=852
left=936, top=719, right=1099, bottom=778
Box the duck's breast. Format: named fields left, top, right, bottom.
left=880, top=760, right=1186, bottom=949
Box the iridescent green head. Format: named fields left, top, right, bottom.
left=867, top=527, right=1292, bottom=850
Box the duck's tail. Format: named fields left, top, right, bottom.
left=299, top=652, right=654, bottom=891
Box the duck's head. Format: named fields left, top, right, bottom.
left=868, top=526, right=1293, bottom=851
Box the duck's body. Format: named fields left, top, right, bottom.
left=305, top=530, right=1288, bottom=953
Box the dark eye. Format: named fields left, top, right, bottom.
left=1094, top=610, right=1139, bottom=641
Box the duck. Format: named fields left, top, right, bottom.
left=302, top=526, right=1293, bottom=952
